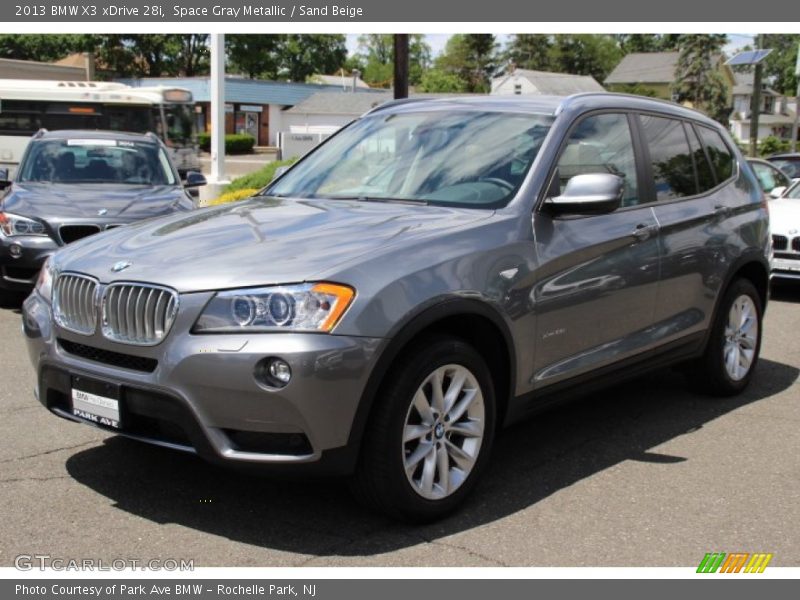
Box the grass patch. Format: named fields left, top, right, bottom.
left=223, top=157, right=298, bottom=193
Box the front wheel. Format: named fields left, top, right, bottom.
left=351, top=335, right=496, bottom=522
left=694, top=278, right=763, bottom=396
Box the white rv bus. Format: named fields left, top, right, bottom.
left=0, top=79, right=199, bottom=178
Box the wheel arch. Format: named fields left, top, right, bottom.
left=346, top=297, right=517, bottom=461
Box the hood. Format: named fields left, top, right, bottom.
left=53, top=197, right=493, bottom=292
left=2, top=182, right=187, bottom=220
left=769, top=198, right=800, bottom=236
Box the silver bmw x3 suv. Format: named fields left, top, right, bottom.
left=23, top=94, right=770, bottom=521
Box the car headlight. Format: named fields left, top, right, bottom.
left=35, top=257, right=55, bottom=301
left=193, top=283, right=355, bottom=333
left=0, top=212, right=47, bottom=237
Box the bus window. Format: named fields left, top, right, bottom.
left=0, top=112, right=41, bottom=135
left=162, top=104, right=195, bottom=145
left=106, top=106, right=151, bottom=134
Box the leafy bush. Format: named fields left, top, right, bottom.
left=197, top=132, right=256, bottom=154
left=209, top=188, right=259, bottom=206
left=223, top=158, right=298, bottom=193
left=759, top=135, right=791, bottom=157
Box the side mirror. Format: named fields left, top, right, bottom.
left=769, top=186, right=786, bottom=199
left=544, top=173, right=623, bottom=215
left=271, top=165, right=290, bottom=182
left=0, top=168, right=9, bottom=190
left=184, top=171, right=207, bottom=188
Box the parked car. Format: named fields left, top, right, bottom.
left=0, top=129, right=204, bottom=301
left=23, top=94, right=770, bottom=521
left=769, top=179, right=800, bottom=281
left=747, top=157, right=792, bottom=199
left=766, top=152, right=800, bottom=181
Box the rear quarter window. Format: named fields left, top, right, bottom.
left=697, top=126, right=734, bottom=183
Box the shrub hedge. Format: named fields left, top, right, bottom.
left=197, top=132, right=256, bottom=154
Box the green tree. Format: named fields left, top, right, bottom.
left=672, top=34, right=730, bottom=124
left=88, top=35, right=209, bottom=77
left=226, top=35, right=346, bottom=82
left=0, top=34, right=97, bottom=62
left=278, top=35, right=347, bottom=82
left=352, top=34, right=431, bottom=88
left=504, top=34, right=552, bottom=71
left=761, top=34, right=800, bottom=95
left=226, top=35, right=281, bottom=79
left=416, top=69, right=468, bottom=93
left=435, top=34, right=498, bottom=93
left=549, top=34, right=622, bottom=82
left=0, top=34, right=209, bottom=78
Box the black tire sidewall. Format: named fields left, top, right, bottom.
left=363, top=336, right=496, bottom=521
left=704, top=279, right=763, bottom=395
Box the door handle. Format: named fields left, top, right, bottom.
left=714, top=204, right=731, bottom=217
left=632, top=223, right=658, bottom=241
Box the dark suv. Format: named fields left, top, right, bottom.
left=1, top=129, right=203, bottom=301
left=23, top=94, right=770, bottom=521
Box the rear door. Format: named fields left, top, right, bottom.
left=531, top=112, right=661, bottom=387
left=643, top=115, right=736, bottom=345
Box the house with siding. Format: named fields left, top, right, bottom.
left=604, top=51, right=735, bottom=105
left=491, top=68, right=605, bottom=96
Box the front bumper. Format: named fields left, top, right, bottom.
left=771, top=254, right=800, bottom=280
left=0, top=235, right=57, bottom=291
left=23, top=291, right=384, bottom=474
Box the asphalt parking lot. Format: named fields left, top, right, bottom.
left=1, top=285, right=798, bottom=568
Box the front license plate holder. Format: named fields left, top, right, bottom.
left=70, top=375, right=122, bottom=429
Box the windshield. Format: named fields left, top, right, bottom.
left=267, top=110, right=553, bottom=208
left=784, top=181, right=800, bottom=199
left=18, top=139, right=177, bottom=185
left=162, top=104, right=196, bottom=146
left=769, top=158, right=800, bottom=179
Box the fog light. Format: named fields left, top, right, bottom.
left=269, top=359, right=292, bottom=384
left=255, top=357, right=292, bottom=389
left=9, top=244, right=22, bottom=258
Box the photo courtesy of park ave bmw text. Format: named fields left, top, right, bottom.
left=0, top=0, right=798, bottom=595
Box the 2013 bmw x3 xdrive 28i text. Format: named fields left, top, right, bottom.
left=23, top=94, right=770, bottom=521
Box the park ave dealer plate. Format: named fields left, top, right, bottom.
left=71, top=377, right=121, bottom=429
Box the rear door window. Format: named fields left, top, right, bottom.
left=639, top=115, right=697, bottom=200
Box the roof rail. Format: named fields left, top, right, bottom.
left=555, top=91, right=686, bottom=115
left=363, top=97, right=436, bottom=116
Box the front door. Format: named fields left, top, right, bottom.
left=531, top=112, right=660, bottom=388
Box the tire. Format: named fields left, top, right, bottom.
left=693, top=278, right=763, bottom=396
left=350, top=334, right=496, bottom=522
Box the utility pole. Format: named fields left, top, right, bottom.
left=394, top=34, right=409, bottom=100
left=793, top=42, right=800, bottom=152
left=750, top=34, right=764, bottom=157
left=209, top=33, right=227, bottom=192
